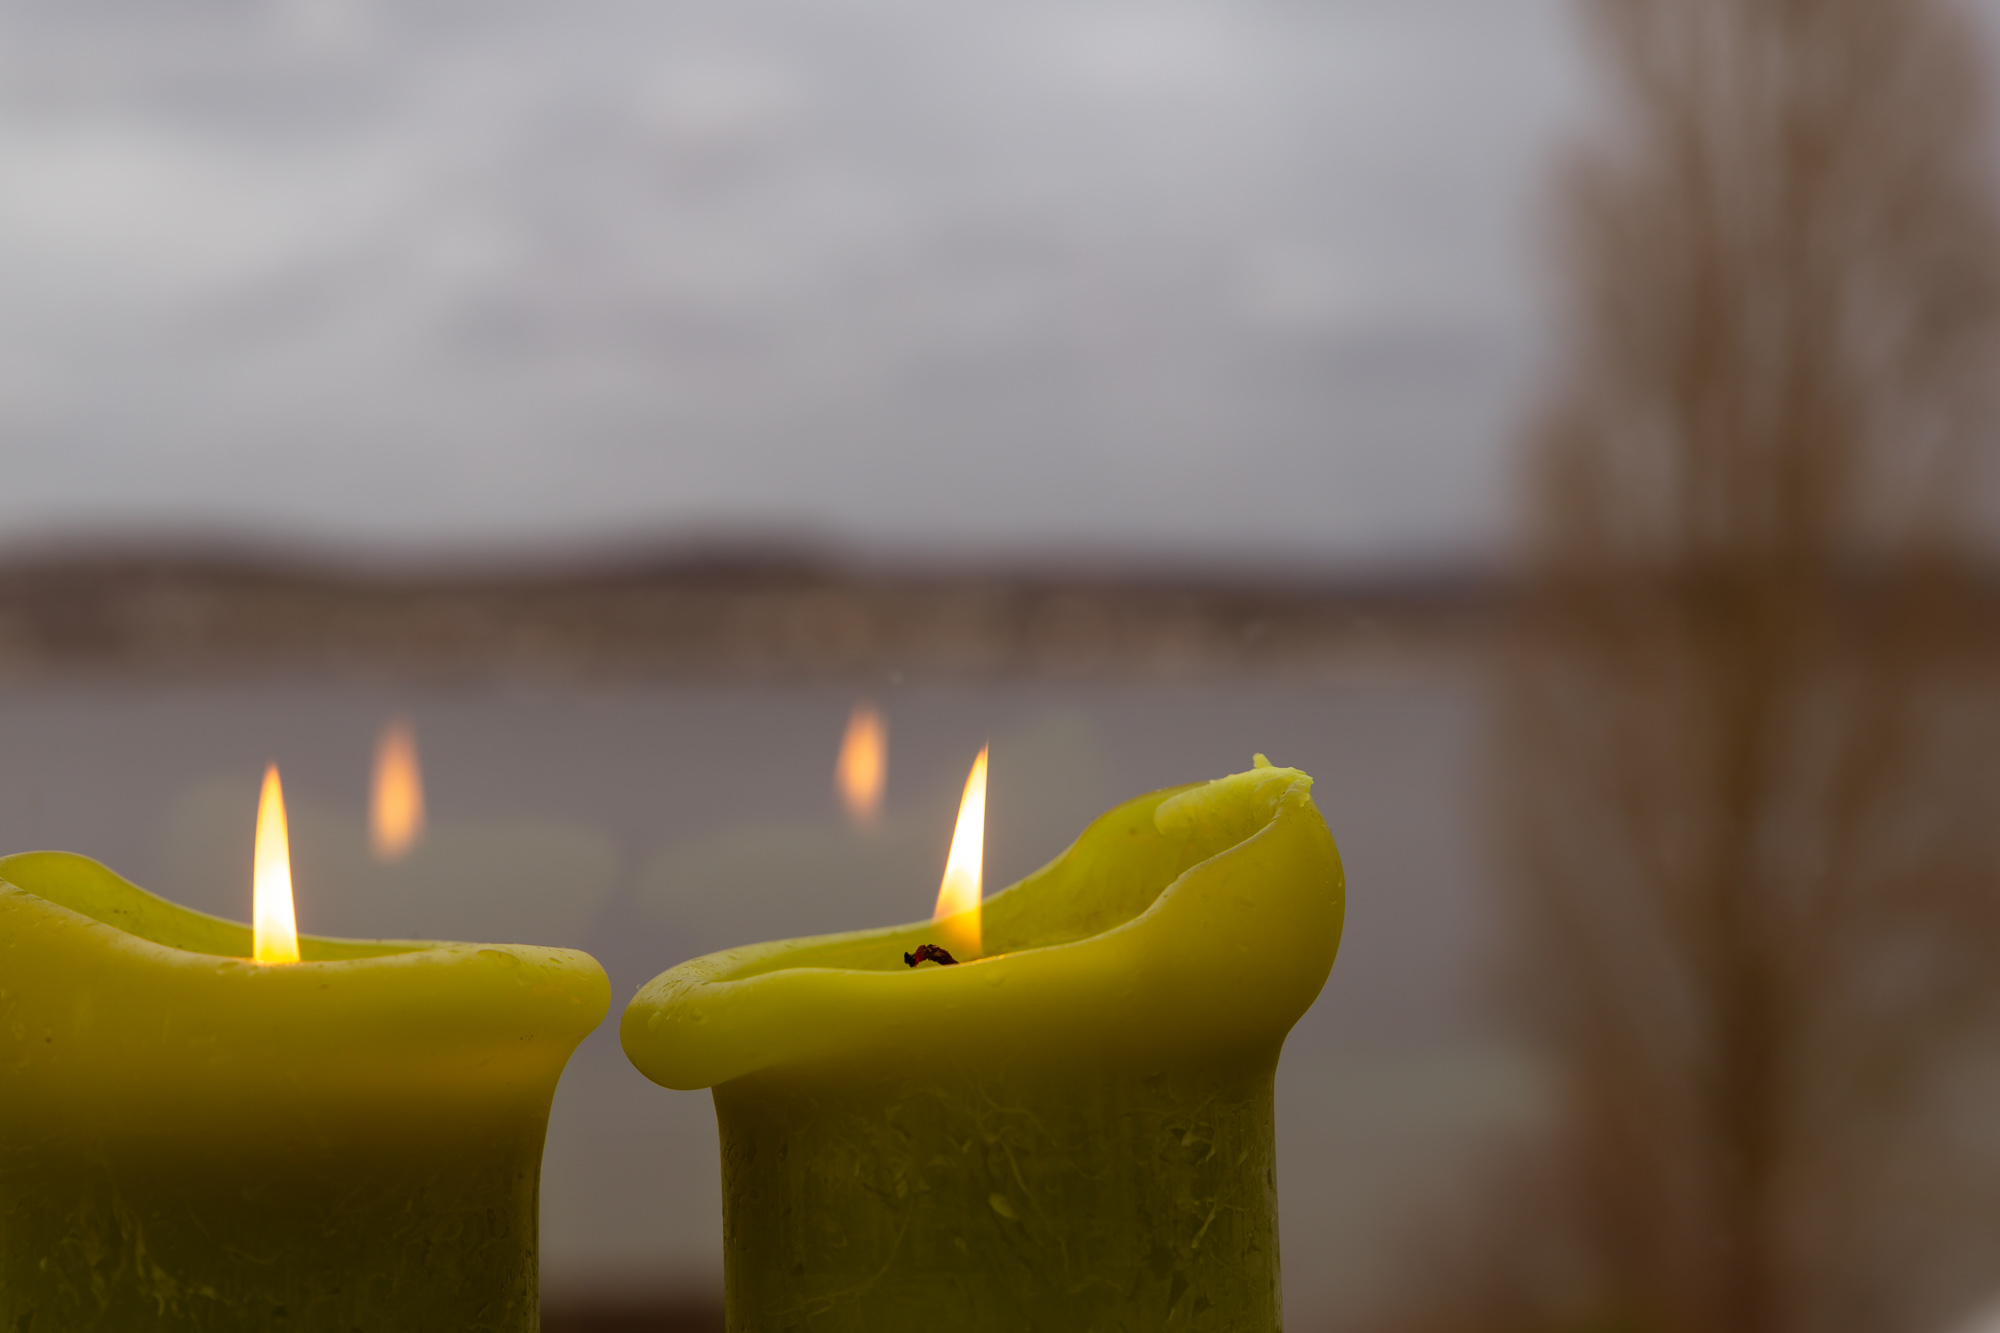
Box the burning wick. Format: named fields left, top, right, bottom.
left=253, top=764, right=300, bottom=964
left=835, top=703, right=887, bottom=825
left=903, top=944, right=960, bottom=967
left=931, top=744, right=987, bottom=958
left=370, top=718, right=425, bottom=861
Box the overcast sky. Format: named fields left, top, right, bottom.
left=0, top=0, right=1588, bottom=568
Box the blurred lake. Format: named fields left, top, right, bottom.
left=0, top=659, right=1537, bottom=1328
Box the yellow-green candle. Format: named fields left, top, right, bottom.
left=0, top=845, right=607, bottom=1330
left=622, top=758, right=1344, bottom=1331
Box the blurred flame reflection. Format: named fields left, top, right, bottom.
left=835, top=703, right=886, bottom=825
left=371, top=719, right=426, bottom=860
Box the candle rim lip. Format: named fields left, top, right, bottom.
left=623, top=762, right=1345, bottom=1090
left=3, top=851, right=613, bottom=1102
left=0, top=849, right=598, bottom=972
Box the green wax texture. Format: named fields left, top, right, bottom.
left=0, top=852, right=610, bottom=1332
left=622, top=762, right=1344, bottom=1333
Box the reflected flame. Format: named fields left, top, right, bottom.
left=253, top=765, right=300, bottom=964
left=932, top=745, right=987, bottom=957
left=370, top=719, right=426, bottom=860
left=835, top=703, right=887, bottom=825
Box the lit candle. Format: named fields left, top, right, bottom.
left=622, top=756, right=1344, bottom=1330
left=0, top=766, right=607, bottom=1331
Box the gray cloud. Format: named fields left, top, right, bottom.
left=0, top=0, right=1583, bottom=565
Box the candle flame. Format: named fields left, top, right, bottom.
left=370, top=718, right=426, bottom=860
left=835, top=703, right=887, bottom=825
left=932, top=745, right=986, bottom=957
left=253, top=765, right=300, bottom=964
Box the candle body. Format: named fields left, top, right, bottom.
left=718, top=1055, right=1280, bottom=1330
left=2, top=1112, right=545, bottom=1329
left=624, top=762, right=1342, bottom=1332
left=0, top=852, right=608, bottom=1332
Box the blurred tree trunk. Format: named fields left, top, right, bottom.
left=1498, top=1, right=2000, bottom=1332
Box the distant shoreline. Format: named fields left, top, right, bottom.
left=0, top=546, right=1495, bottom=682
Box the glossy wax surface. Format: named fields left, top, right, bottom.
left=0, top=852, right=609, bottom=1332
left=623, top=762, right=1344, bottom=1332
